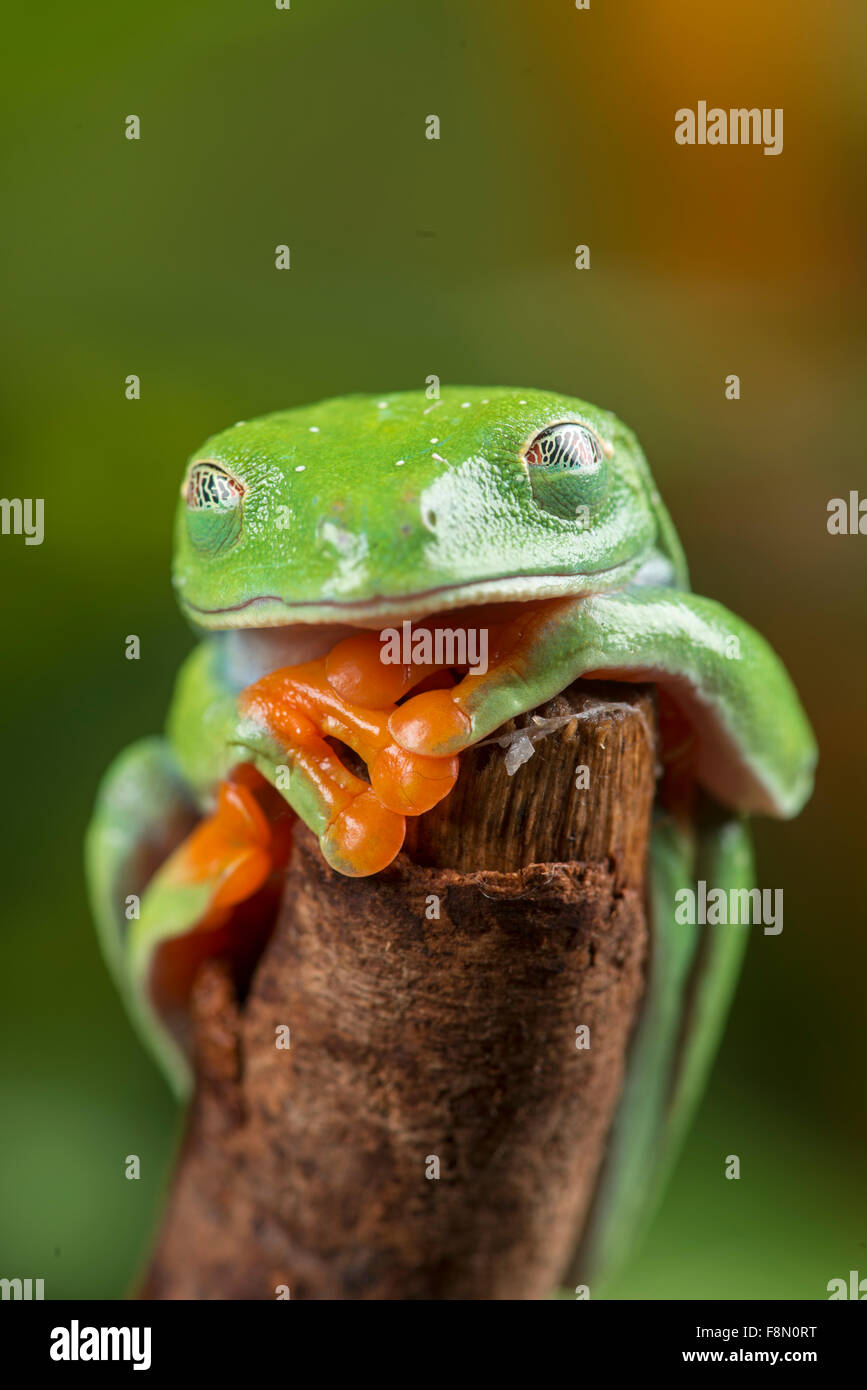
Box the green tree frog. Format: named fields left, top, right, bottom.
left=86, top=387, right=816, bottom=1281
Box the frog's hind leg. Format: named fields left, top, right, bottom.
left=570, top=806, right=752, bottom=1286
left=86, top=738, right=201, bottom=1002
left=86, top=740, right=293, bottom=1096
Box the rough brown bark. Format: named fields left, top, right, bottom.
left=141, top=680, right=657, bottom=1300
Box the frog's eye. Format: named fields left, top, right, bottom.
left=183, top=460, right=244, bottom=554
left=524, top=421, right=605, bottom=473
left=522, top=420, right=610, bottom=520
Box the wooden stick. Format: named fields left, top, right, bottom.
left=141, top=680, right=657, bottom=1300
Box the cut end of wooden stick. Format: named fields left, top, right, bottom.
left=405, top=680, right=657, bottom=878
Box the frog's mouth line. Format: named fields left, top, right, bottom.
left=217, top=592, right=573, bottom=690
left=181, top=561, right=641, bottom=631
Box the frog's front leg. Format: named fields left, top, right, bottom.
left=388, top=589, right=817, bottom=819
left=235, top=632, right=460, bottom=876
left=168, top=633, right=459, bottom=885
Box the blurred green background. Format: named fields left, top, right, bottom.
left=1, top=0, right=865, bottom=1299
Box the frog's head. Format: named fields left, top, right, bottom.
left=172, top=387, right=687, bottom=630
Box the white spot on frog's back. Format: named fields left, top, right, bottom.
left=318, top=519, right=359, bottom=556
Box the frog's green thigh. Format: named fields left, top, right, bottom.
left=85, top=737, right=201, bottom=1090
left=86, top=725, right=284, bottom=1096
left=85, top=737, right=200, bottom=991
left=87, top=651, right=297, bottom=1095
left=123, top=762, right=292, bottom=1097
left=389, top=588, right=817, bottom=819
left=570, top=810, right=752, bottom=1286
left=663, top=814, right=754, bottom=1175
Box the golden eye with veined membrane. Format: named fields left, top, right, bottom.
left=183, top=461, right=245, bottom=553
left=522, top=421, right=610, bottom=520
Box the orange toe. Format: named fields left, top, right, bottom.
left=370, top=744, right=459, bottom=815
left=324, top=632, right=415, bottom=709
left=388, top=689, right=472, bottom=756
left=321, top=790, right=406, bottom=877
left=163, top=775, right=285, bottom=921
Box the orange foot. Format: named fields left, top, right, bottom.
left=150, top=765, right=294, bottom=1021
left=239, top=629, right=461, bottom=876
